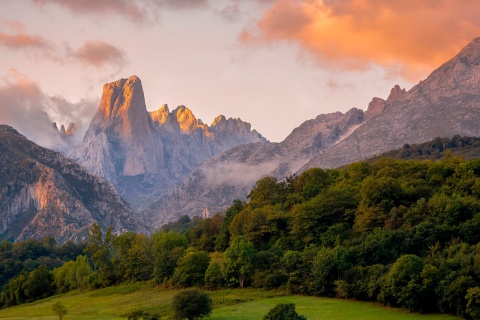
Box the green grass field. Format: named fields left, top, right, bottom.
left=0, top=284, right=460, bottom=320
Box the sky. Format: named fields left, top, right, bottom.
left=1, top=0, right=480, bottom=143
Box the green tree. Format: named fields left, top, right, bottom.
left=152, top=230, right=188, bottom=283
left=247, top=176, right=285, bottom=208
left=204, top=262, right=223, bottom=289
left=215, top=200, right=245, bottom=252
left=379, top=254, right=425, bottom=311
left=263, top=303, right=306, bottom=320
left=172, top=248, right=211, bottom=287
left=52, top=301, right=67, bottom=320
left=84, top=223, right=115, bottom=286
left=224, top=236, right=256, bottom=288
left=172, top=289, right=212, bottom=320
left=23, top=265, right=53, bottom=301
left=124, top=234, right=153, bottom=281
left=466, top=286, right=480, bottom=320
left=188, top=213, right=223, bottom=252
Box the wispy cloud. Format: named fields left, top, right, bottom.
left=33, top=0, right=148, bottom=23
left=240, top=0, right=480, bottom=80
left=70, top=40, right=127, bottom=68
left=0, top=21, right=127, bottom=70
left=32, top=0, right=210, bottom=24
left=0, top=21, right=52, bottom=53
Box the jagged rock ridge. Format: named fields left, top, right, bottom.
left=0, top=125, right=148, bottom=243
left=69, top=76, right=267, bottom=209
left=304, top=36, right=480, bottom=170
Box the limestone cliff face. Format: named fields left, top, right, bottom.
left=72, top=76, right=160, bottom=182
left=0, top=125, right=148, bottom=243
left=304, top=36, right=480, bottom=170
left=70, top=76, right=267, bottom=209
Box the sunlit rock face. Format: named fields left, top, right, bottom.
left=70, top=75, right=267, bottom=209
left=0, top=125, right=148, bottom=243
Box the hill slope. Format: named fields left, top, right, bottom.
left=0, top=125, right=147, bottom=242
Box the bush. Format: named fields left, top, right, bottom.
left=52, top=302, right=67, bottom=320
left=172, top=288, right=212, bottom=320
left=263, top=303, right=306, bottom=320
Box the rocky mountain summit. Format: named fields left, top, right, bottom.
left=146, top=36, right=480, bottom=225
left=69, top=76, right=267, bottom=209
left=0, top=125, right=148, bottom=243
left=304, top=36, right=480, bottom=170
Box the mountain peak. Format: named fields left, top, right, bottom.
left=386, top=84, right=406, bottom=103
left=211, top=115, right=226, bottom=126
left=99, top=75, right=146, bottom=120
left=150, top=104, right=170, bottom=125
left=174, top=105, right=199, bottom=133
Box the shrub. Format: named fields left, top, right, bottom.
left=263, top=303, right=306, bottom=320
left=172, top=288, right=212, bottom=320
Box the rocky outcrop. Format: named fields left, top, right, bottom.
left=0, top=125, right=148, bottom=243
left=386, top=84, right=406, bottom=103
left=70, top=75, right=267, bottom=209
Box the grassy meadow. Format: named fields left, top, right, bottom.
left=0, top=284, right=460, bottom=320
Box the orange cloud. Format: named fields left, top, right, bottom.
left=0, top=29, right=50, bottom=50
left=73, top=40, right=127, bottom=68
left=241, top=0, right=480, bottom=80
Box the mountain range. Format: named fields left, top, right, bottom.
left=69, top=76, right=266, bottom=209
left=3, top=36, right=480, bottom=241
left=144, top=36, right=480, bottom=226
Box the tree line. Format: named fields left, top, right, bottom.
left=2, top=155, right=480, bottom=318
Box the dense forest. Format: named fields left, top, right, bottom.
left=2, top=151, right=480, bottom=318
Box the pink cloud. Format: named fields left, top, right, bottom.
left=32, top=0, right=210, bottom=23
left=72, top=40, right=127, bottom=68
left=240, top=0, right=480, bottom=81
left=33, top=0, right=147, bottom=23
left=0, top=29, right=50, bottom=50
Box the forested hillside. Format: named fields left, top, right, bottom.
left=366, top=136, right=480, bottom=162
left=2, top=156, right=480, bottom=318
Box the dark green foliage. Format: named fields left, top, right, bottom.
left=0, top=265, right=54, bottom=307
left=187, top=213, right=223, bottom=252
left=172, top=249, right=211, bottom=287
left=379, top=254, right=425, bottom=311
left=263, top=303, right=306, bottom=320
left=172, top=289, right=212, bottom=320
left=366, top=136, right=480, bottom=162
left=152, top=230, right=189, bottom=283
left=0, top=237, right=83, bottom=290
left=466, top=286, right=480, bottom=320
left=161, top=215, right=202, bottom=234
left=224, top=236, right=256, bottom=288
left=204, top=262, right=224, bottom=289
left=215, top=200, right=245, bottom=252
